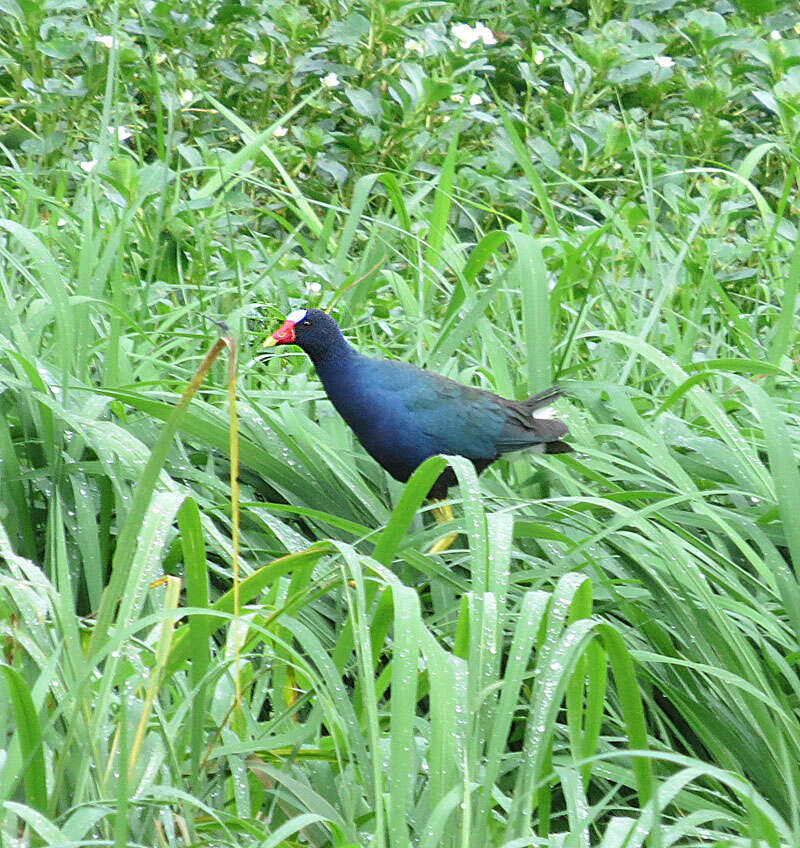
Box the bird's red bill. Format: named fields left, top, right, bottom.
left=270, top=320, right=296, bottom=345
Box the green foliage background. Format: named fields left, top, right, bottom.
left=0, top=0, right=799, bottom=845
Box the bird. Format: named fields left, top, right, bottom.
left=264, top=308, right=571, bottom=551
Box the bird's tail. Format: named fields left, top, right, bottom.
left=521, top=386, right=564, bottom=412
left=525, top=386, right=574, bottom=453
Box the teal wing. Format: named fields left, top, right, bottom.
left=361, top=360, right=508, bottom=460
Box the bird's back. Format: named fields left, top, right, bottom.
left=316, top=353, right=569, bottom=483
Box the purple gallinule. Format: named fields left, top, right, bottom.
left=265, top=308, right=571, bottom=551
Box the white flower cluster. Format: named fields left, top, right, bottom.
left=108, top=125, right=133, bottom=142
left=451, top=93, right=484, bottom=106
left=451, top=22, right=496, bottom=49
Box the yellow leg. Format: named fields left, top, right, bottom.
left=428, top=501, right=459, bottom=554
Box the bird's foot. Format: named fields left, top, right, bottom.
left=428, top=501, right=458, bottom=554
left=428, top=531, right=459, bottom=554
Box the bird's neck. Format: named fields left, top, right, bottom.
left=308, top=334, right=359, bottom=386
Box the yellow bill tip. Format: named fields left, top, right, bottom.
left=263, top=335, right=279, bottom=348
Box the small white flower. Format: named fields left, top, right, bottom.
left=450, top=93, right=464, bottom=103
left=654, top=55, right=674, bottom=69
left=564, top=80, right=574, bottom=95
left=94, top=35, right=116, bottom=49
left=154, top=52, right=166, bottom=65
left=451, top=22, right=479, bottom=48
left=442, top=115, right=451, bottom=123
left=469, top=93, right=482, bottom=106
left=322, top=72, right=339, bottom=88
left=452, top=22, right=496, bottom=49
left=404, top=38, right=424, bottom=55
left=770, top=30, right=782, bottom=40
left=273, top=125, right=288, bottom=138
left=108, top=125, right=133, bottom=142
left=248, top=51, right=267, bottom=66
left=80, top=159, right=98, bottom=173
left=180, top=89, right=193, bottom=106
left=474, top=22, right=497, bottom=46
left=533, top=49, right=545, bottom=65
left=57, top=218, right=66, bottom=227
left=307, top=282, right=322, bottom=295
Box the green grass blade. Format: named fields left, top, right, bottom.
left=1, top=665, right=48, bottom=813
left=510, top=231, right=552, bottom=394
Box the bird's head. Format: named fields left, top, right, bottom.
left=263, top=307, right=342, bottom=360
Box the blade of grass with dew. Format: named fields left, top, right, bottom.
left=97, top=389, right=326, bottom=512
left=2, top=802, right=68, bottom=847
left=507, top=613, right=654, bottom=838
left=250, top=502, right=372, bottom=538
left=0, top=220, right=73, bottom=382
left=422, top=129, right=459, bottom=311
left=48, top=494, right=85, bottom=695
left=585, top=331, right=774, bottom=497
left=471, top=590, right=550, bottom=844
left=372, top=455, right=449, bottom=565
left=178, top=497, right=211, bottom=784
left=128, top=575, right=181, bottom=784
left=421, top=628, right=469, bottom=848
left=726, top=376, right=800, bottom=579
left=509, top=231, right=551, bottom=394
left=567, top=640, right=607, bottom=788
left=1, top=664, right=48, bottom=814
left=331, top=453, right=448, bottom=672
left=88, top=337, right=232, bottom=657
left=338, top=547, right=385, bottom=844
left=0, top=408, right=36, bottom=559
left=507, top=574, right=592, bottom=835
left=465, top=592, right=500, bottom=759
left=166, top=545, right=333, bottom=671
left=387, top=582, right=423, bottom=848
left=445, top=456, right=489, bottom=592
left=768, top=222, right=800, bottom=370
left=486, top=509, right=513, bottom=602
left=441, top=230, right=508, bottom=328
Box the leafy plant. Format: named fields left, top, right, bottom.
left=0, top=0, right=799, bottom=845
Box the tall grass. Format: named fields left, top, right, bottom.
left=1, top=1, right=799, bottom=845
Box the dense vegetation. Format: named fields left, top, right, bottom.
left=1, top=0, right=799, bottom=844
